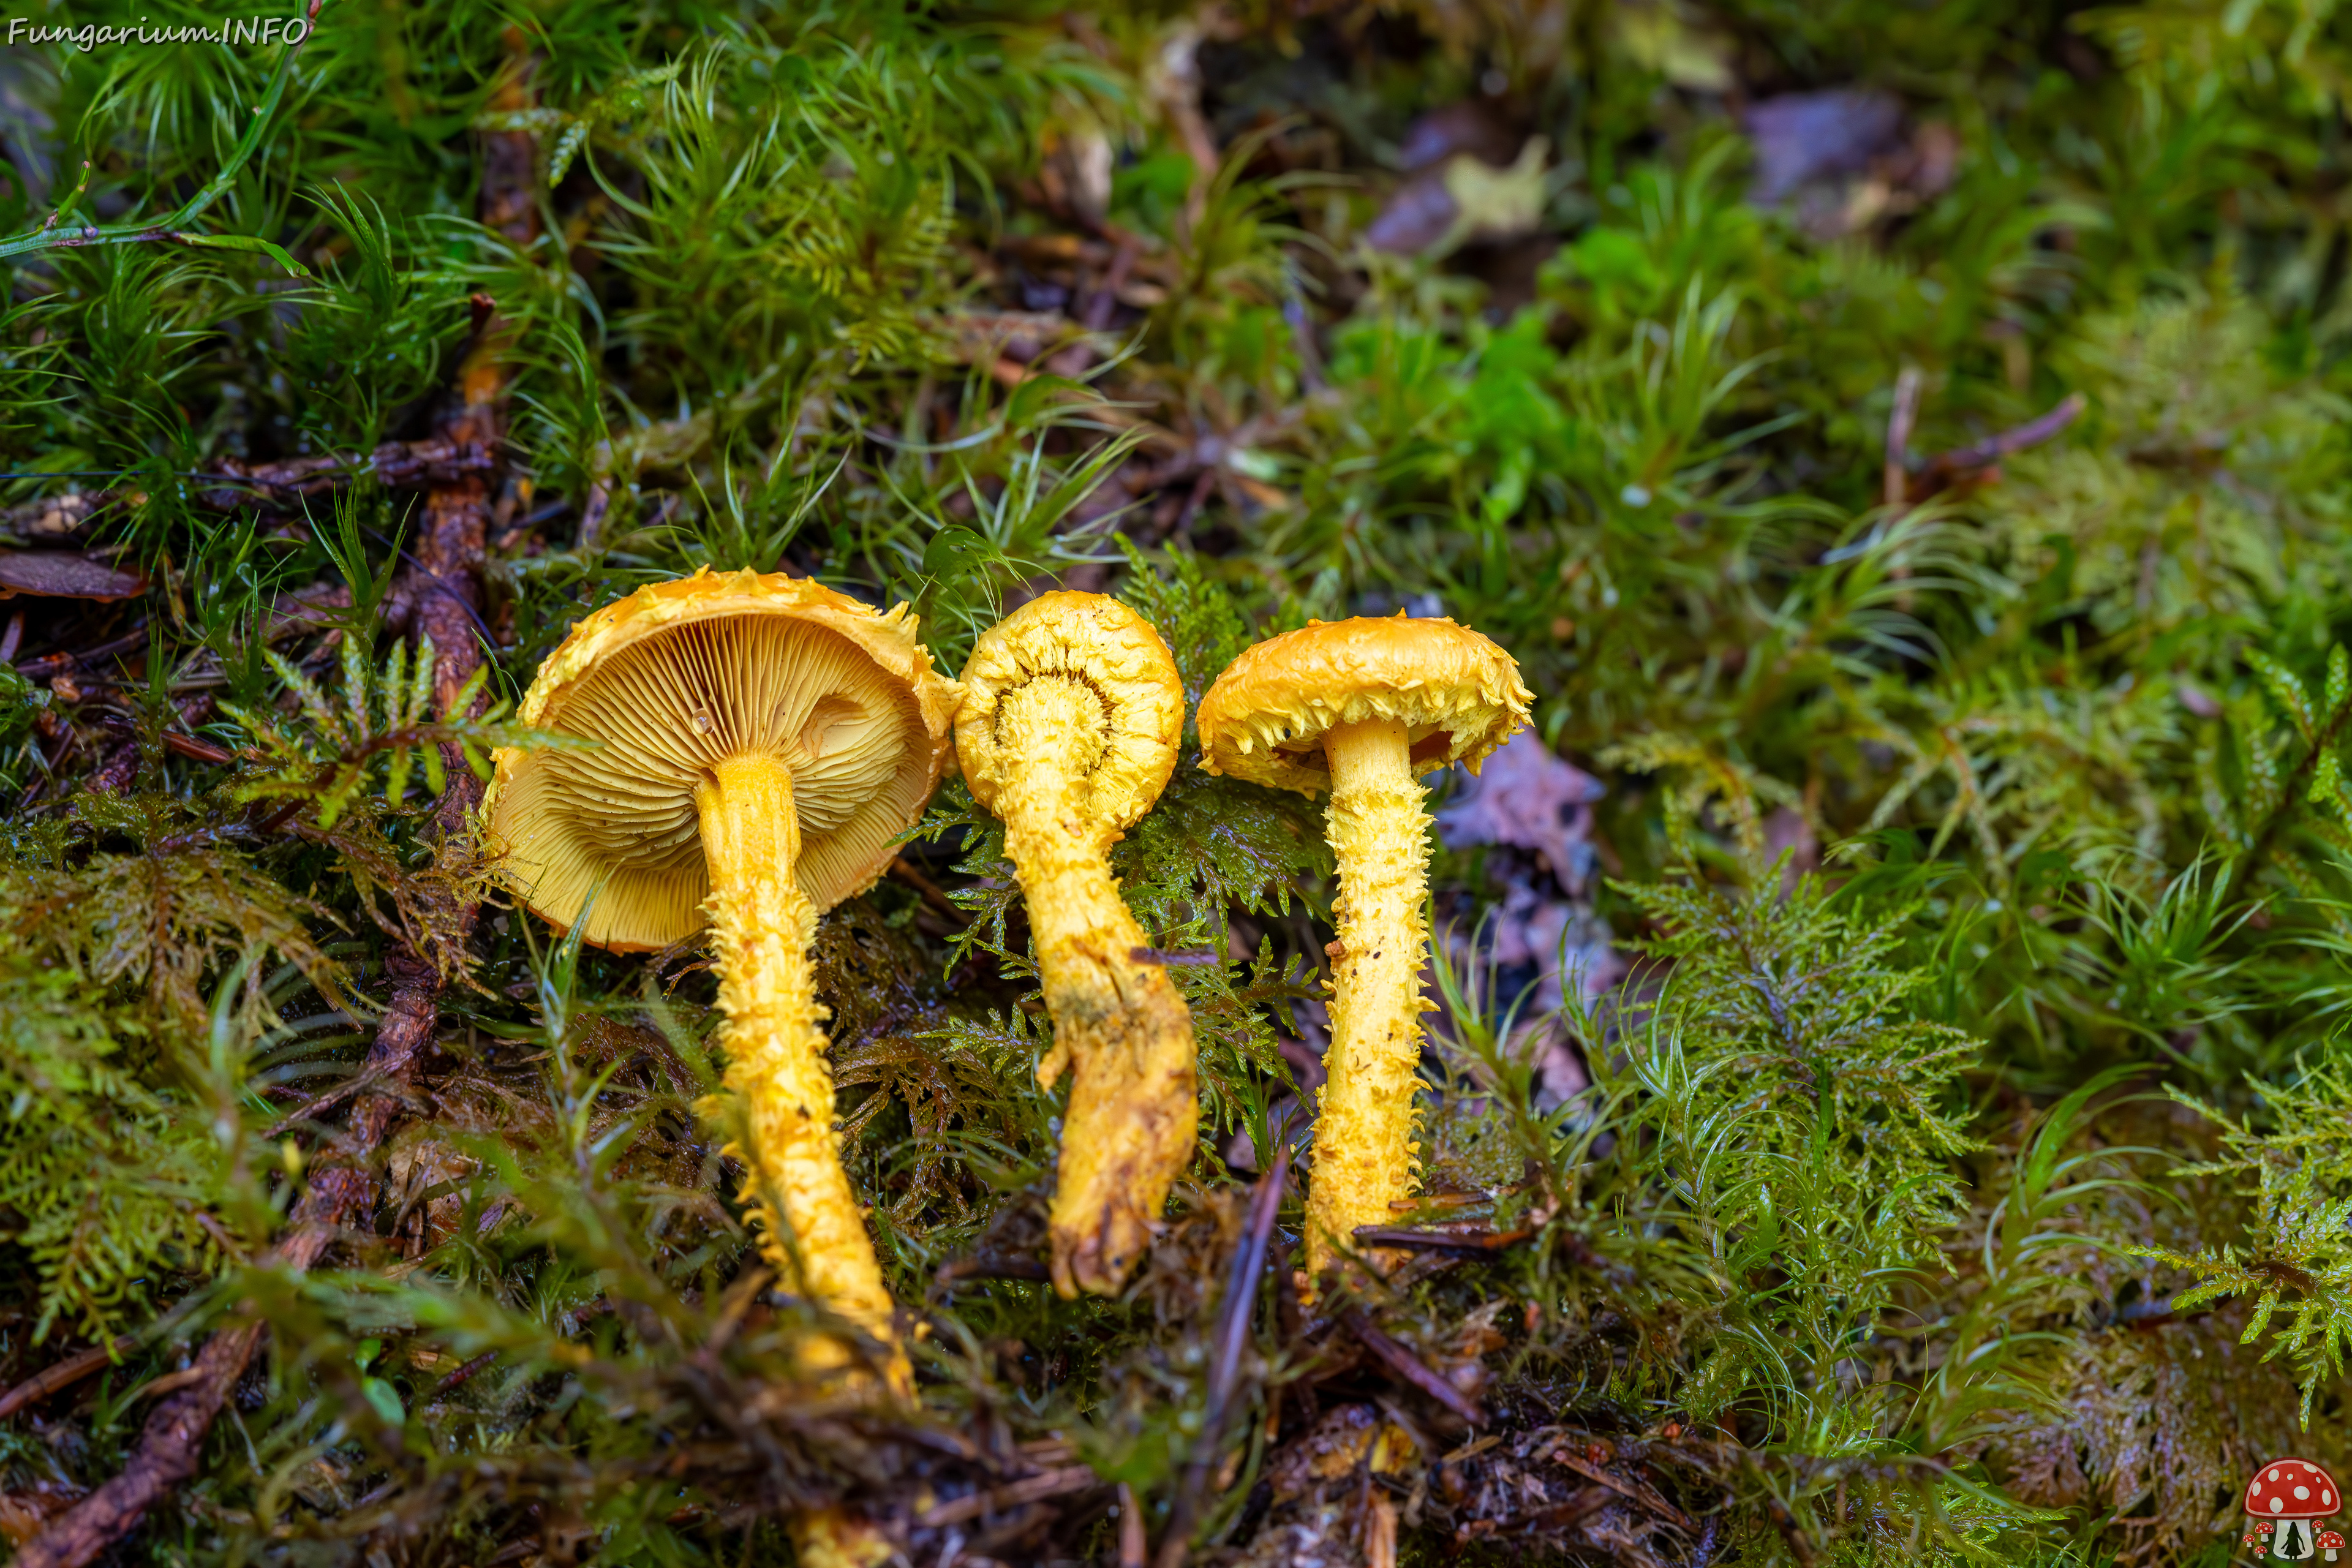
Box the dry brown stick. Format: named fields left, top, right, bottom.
left=194, top=437, right=497, bottom=510
left=1349, top=1224, right=1534, bottom=1254
left=1118, top=1482, right=1147, bottom=1568
left=0, top=1333, right=140, bottom=1420
left=886, top=855, right=966, bottom=922
left=1153, top=1140, right=1291, bottom=1568
left=15, top=628, right=150, bottom=678
left=913, top=1464, right=1102, bottom=1529
left=1906, top=391, right=2086, bottom=500
left=426, top=1348, right=501, bottom=1398
left=1882, top=366, right=1921, bottom=511
left=13, top=948, right=442, bottom=1568
left=0, top=439, right=502, bottom=542
left=402, top=31, right=533, bottom=737
left=13, top=38, right=538, bottom=1568
left=1340, top=1310, right=1485, bottom=1428
left=1548, top=1448, right=1695, bottom=1532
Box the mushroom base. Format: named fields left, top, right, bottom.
left=1306, top=715, right=1433, bottom=1284
left=696, top=752, right=903, bottom=1384
left=788, top=1506, right=895, bottom=1568
left=1012, top=812, right=1199, bottom=1298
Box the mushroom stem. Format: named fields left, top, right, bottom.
left=788, top=1507, right=893, bottom=1568
left=992, top=676, right=1196, bottom=1298
left=1308, top=715, right=1433, bottom=1281
left=696, top=752, right=900, bottom=1373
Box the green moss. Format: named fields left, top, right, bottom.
left=0, top=1, right=2348, bottom=1563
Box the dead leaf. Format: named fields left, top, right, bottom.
left=1436, top=730, right=1604, bottom=885
left=1744, top=89, right=1904, bottom=205
left=1397, top=101, right=1521, bottom=172
left=0, top=551, right=145, bottom=600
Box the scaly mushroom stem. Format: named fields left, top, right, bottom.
left=1307, top=716, right=1433, bottom=1281
left=992, top=676, right=1196, bottom=1297
left=696, top=752, right=902, bottom=1382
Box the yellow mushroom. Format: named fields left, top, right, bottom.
left=956, top=590, right=1194, bottom=1297
left=484, top=567, right=958, bottom=1370
left=1196, top=616, right=1529, bottom=1283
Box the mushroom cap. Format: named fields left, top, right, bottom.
left=1196, top=615, right=1532, bottom=795
left=486, top=567, right=960, bottom=952
left=956, top=590, right=1183, bottom=835
left=2247, top=1459, right=2343, bottom=1519
left=2322, top=1529, right=2346, bottom=1546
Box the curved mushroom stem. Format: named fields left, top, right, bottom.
left=696, top=752, right=905, bottom=1387
left=993, top=676, right=1197, bottom=1297
left=1306, top=715, right=1433, bottom=1284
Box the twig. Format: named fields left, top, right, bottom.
left=1118, top=1482, right=1146, bottom=1568
left=1548, top=1448, right=1694, bottom=1532
left=0, top=437, right=497, bottom=544
left=0, top=1333, right=140, bottom=1420
left=1153, top=1138, right=1291, bottom=1568
left=914, top=1464, right=1101, bottom=1528
left=427, top=1349, right=500, bottom=1396
left=1882, top=366, right=1921, bottom=511
left=1129, top=946, right=1223, bottom=967
left=0, top=6, right=317, bottom=274
left=15, top=628, right=150, bottom=679
left=399, top=28, right=535, bottom=731
left=2224, top=686, right=2352, bottom=911
left=15, top=941, right=448, bottom=1568
left=1765, top=1496, right=1818, bottom=1567
left=932, top=1254, right=1053, bottom=1289
left=1340, top=1310, right=1485, bottom=1427
left=13, top=21, right=526, bottom=1563
left=1906, top=392, right=2086, bottom=500
left=160, top=732, right=232, bottom=765
left=191, top=437, right=496, bottom=508
left=1350, top=1224, right=1533, bottom=1254
left=886, top=856, right=963, bottom=921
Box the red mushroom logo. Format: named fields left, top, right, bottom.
left=2245, top=1459, right=2343, bottom=1561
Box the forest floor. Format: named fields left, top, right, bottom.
left=0, top=2, right=2346, bottom=1566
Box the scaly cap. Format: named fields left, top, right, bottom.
left=1196, top=614, right=1531, bottom=795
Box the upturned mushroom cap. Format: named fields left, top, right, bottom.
left=956, top=590, right=1183, bottom=834
left=1196, top=615, right=1532, bottom=795
left=2247, top=1459, right=2343, bottom=1520
left=487, top=568, right=960, bottom=952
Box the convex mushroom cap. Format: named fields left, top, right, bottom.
left=954, top=590, right=1195, bottom=1297
left=487, top=567, right=960, bottom=946
left=1196, top=614, right=1530, bottom=791
left=2248, top=1459, right=2343, bottom=1520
